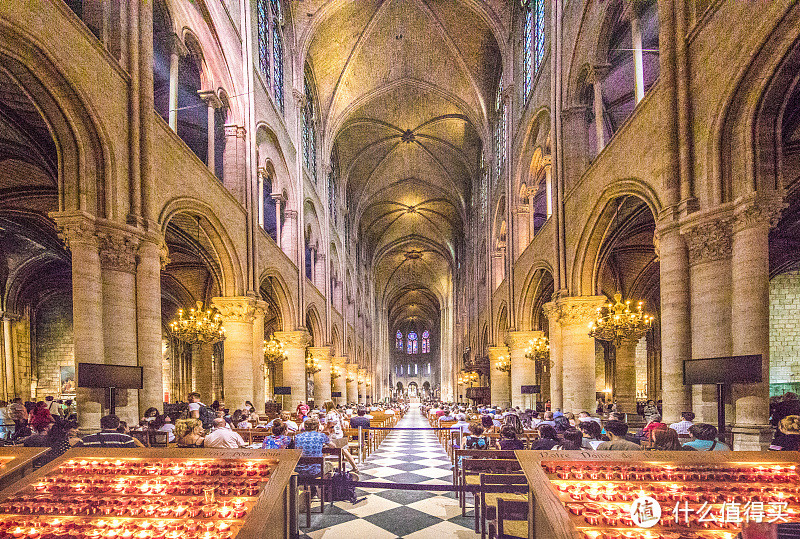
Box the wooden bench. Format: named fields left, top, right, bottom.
left=454, top=450, right=518, bottom=514
left=478, top=472, right=527, bottom=539
left=488, top=498, right=528, bottom=539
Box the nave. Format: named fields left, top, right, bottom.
left=301, top=407, right=478, bottom=538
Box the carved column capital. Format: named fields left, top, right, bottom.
left=212, top=296, right=258, bottom=323
left=274, top=329, right=312, bottom=349
left=680, top=216, right=733, bottom=265
left=308, top=346, right=332, bottom=360
left=97, top=228, right=140, bottom=273
left=543, top=296, right=606, bottom=326
left=732, top=191, right=787, bottom=233
left=224, top=124, right=239, bottom=138
left=197, top=90, right=222, bottom=108
left=51, top=210, right=98, bottom=250
left=283, top=209, right=298, bottom=220
left=505, top=330, right=542, bottom=351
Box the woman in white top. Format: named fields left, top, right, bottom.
left=323, top=401, right=344, bottom=440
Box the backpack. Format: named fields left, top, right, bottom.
left=328, top=470, right=364, bottom=504
left=198, top=405, right=215, bottom=430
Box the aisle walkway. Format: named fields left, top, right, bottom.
left=301, top=406, right=478, bottom=538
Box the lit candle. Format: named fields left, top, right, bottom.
left=108, top=520, right=123, bottom=530
left=583, top=532, right=602, bottom=539
left=134, top=532, right=151, bottom=539
left=119, top=530, right=134, bottom=539
left=217, top=505, right=233, bottom=519
left=10, top=528, right=25, bottom=539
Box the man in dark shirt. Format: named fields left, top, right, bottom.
left=349, top=407, right=371, bottom=429
left=76, top=414, right=137, bottom=448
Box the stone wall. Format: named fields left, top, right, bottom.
left=34, top=294, right=74, bottom=399
left=14, top=314, right=32, bottom=400
left=770, top=271, right=800, bottom=387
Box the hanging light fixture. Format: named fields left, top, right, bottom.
left=305, top=354, right=321, bottom=375
left=495, top=355, right=511, bottom=373
left=588, top=293, right=654, bottom=348
left=524, top=336, right=550, bottom=361
left=588, top=196, right=654, bottom=347
left=331, top=365, right=342, bottom=380
left=169, top=301, right=225, bottom=344
left=263, top=335, right=287, bottom=365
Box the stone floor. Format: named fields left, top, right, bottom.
left=300, top=406, right=479, bottom=538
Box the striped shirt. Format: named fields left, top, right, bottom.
left=76, top=431, right=137, bottom=448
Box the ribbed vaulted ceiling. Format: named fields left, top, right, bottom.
left=304, top=0, right=501, bottom=329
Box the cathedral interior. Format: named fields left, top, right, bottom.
left=0, top=0, right=799, bottom=453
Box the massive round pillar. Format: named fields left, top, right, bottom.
left=488, top=346, right=510, bottom=408
left=273, top=330, right=311, bottom=410
left=310, top=346, right=332, bottom=405
left=506, top=330, right=539, bottom=409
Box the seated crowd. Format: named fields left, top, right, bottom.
left=420, top=399, right=766, bottom=452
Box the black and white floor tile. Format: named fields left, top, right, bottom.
left=300, top=406, right=478, bottom=538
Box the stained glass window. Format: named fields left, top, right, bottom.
left=302, top=76, right=317, bottom=181
left=272, top=25, right=284, bottom=114
left=396, top=330, right=403, bottom=350
left=407, top=332, right=418, bottom=355
left=523, top=6, right=532, bottom=99
left=328, top=156, right=338, bottom=224
left=534, top=0, right=545, bottom=73
left=421, top=330, right=430, bottom=353
left=495, top=79, right=506, bottom=179
left=270, top=0, right=282, bottom=24
left=256, top=0, right=270, bottom=86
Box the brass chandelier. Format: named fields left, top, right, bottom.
left=495, top=355, right=511, bottom=373
left=263, top=335, right=287, bottom=365
left=588, top=292, right=654, bottom=347
left=331, top=365, right=342, bottom=380
left=524, top=336, right=550, bottom=361
left=458, top=371, right=478, bottom=385
left=587, top=197, right=654, bottom=348
left=169, top=301, right=225, bottom=344
left=305, top=354, right=321, bottom=375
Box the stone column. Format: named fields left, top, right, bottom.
left=544, top=303, right=563, bottom=410
left=136, top=234, right=164, bottom=414
left=252, top=301, right=267, bottom=412
left=167, top=34, right=185, bottom=131
left=614, top=339, right=639, bottom=414
left=314, top=253, right=326, bottom=293
left=1, top=315, right=15, bottom=400
left=310, top=346, right=332, bottom=404
left=198, top=91, right=221, bottom=174
left=281, top=210, right=298, bottom=262
left=194, top=343, right=213, bottom=406
left=346, top=363, right=358, bottom=405
left=358, top=368, right=367, bottom=404
left=730, top=194, right=785, bottom=449
left=506, top=330, right=539, bottom=408
left=271, top=193, right=283, bottom=248
left=98, top=228, right=144, bottom=428
left=274, top=330, right=311, bottom=409
left=213, top=297, right=257, bottom=410
left=682, top=216, right=733, bottom=423
left=631, top=14, right=645, bottom=103
left=53, top=213, right=103, bottom=433
left=514, top=206, right=530, bottom=254
left=331, top=356, right=347, bottom=405
left=488, top=346, right=510, bottom=408
left=656, top=221, right=692, bottom=423
left=589, top=66, right=608, bottom=153
left=547, top=296, right=606, bottom=414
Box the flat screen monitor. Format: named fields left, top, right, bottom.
left=521, top=385, right=541, bottom=394
left=77, top=363, right=143, bottom=389
left=683, top=355, right=762, bottom=385
left=273, top=386, right=292, bottom=395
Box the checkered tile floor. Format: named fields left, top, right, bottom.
left=300, top=406, right=478, bottom=538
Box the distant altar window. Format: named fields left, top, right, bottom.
left=396, top=330, right=403, bottom=350
left=407, top=331, right=418, bottom=354
left=422, top=330, right=430, bottom=353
